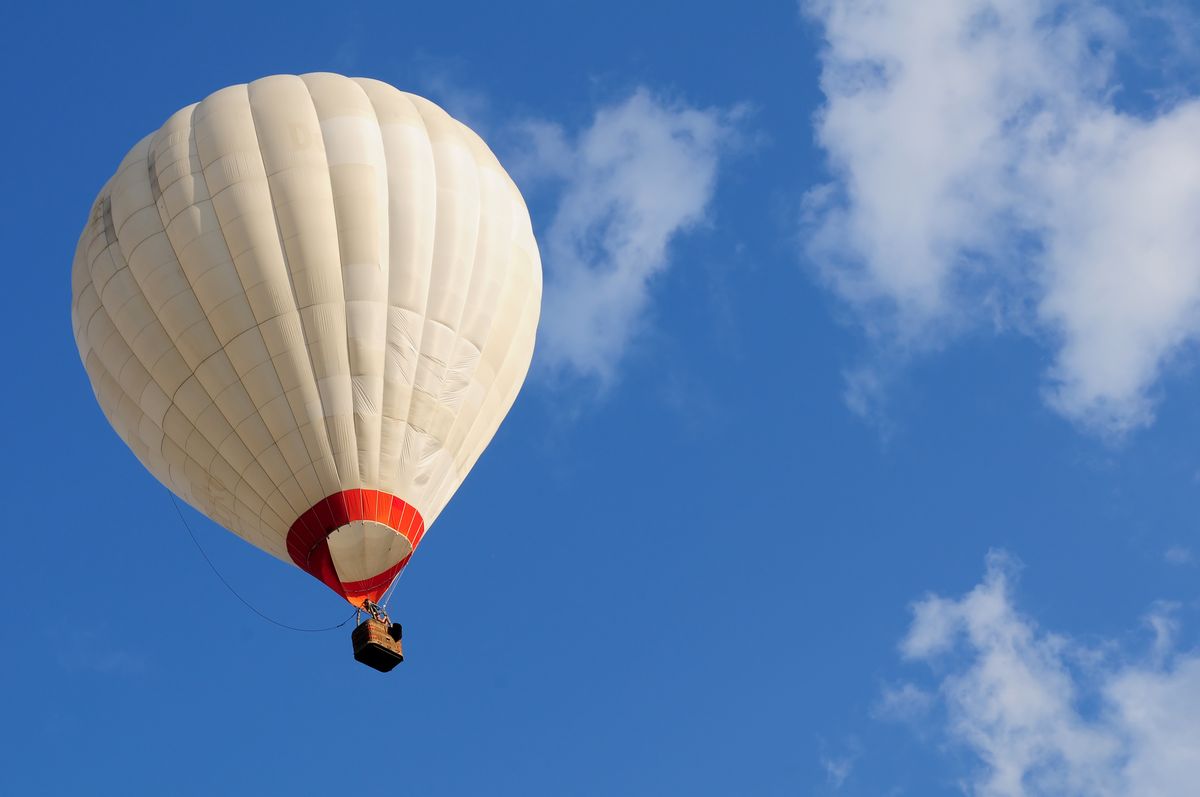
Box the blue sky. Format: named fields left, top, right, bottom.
left=5, top=1, right=1200, bottom=794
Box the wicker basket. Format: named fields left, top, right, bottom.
left=351, top=618, right=404, bottom=672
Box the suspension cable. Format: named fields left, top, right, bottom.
left=381, top=541, right=421, bottom=611
left=169, top=493, right=356, bottom=633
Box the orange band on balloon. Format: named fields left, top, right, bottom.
left=286, top=490, right=426, bottom=606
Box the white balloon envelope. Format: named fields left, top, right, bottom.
left=72, top=73, right=542, bottom=607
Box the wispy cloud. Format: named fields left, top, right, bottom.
left=411, top=58, right=495, bottom=139
left=392, top=65, right=746, bottom=391
left=516, top=89, right=746, bottom=385
left=889, top=550, right=1200, bottom=796
left=874, top=681, right=934, bottom=723
left=819, top=737, right=861, bottom=789
left=821, top=753, right=854, bottom=788
left=1164, top=545, right=1194, bottom=566
left=804, top=0, right=1200, bottom=436
left=56, top=629, right=147, bottom=676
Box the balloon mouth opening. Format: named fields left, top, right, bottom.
left=286, top=490, right=426, bottom=604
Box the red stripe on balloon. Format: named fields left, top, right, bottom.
left=286, top=490, right=425, bottom=605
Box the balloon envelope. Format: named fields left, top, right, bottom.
left=72, top=73, right=542, bottom=605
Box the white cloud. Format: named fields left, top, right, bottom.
left=520, top=90, right=743, bottom=383
left=875, top=681, right=935, bottom=722
left=893, top=551, right=1200, bottom=796
left=818, top=735, right=862, bottom=790
left=805, top=0, right=1200, bottom=435
left=821, top=751, right=856, bottom=789
left=1164, top=545, right=1194, bottom=566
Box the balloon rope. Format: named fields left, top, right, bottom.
left=381, top=544, right=419, bottom=611
left=168, top=493, right=356, bottom=633
left=380, top=564, right=404, bottom=610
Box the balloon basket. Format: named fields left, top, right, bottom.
left=352, top=617, right=404, bottom=672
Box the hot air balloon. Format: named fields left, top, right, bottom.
left=70, top=73, right=542, bottom=670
